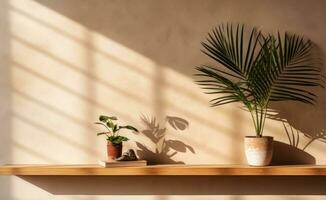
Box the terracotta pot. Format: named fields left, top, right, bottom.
left=107, top=141, right=122, bottom=160
left=244, top=136, right=273, bottom=166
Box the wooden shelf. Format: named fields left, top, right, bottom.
left=0, top=164, right=326, bottom=176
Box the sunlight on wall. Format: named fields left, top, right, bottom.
left=9, top=0, right=245, bottom=166
left=2, top=0, right=326, bottom=199
left=8, top=0, right=326, bottom=166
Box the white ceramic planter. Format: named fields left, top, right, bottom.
left=244, top=136, right=273, bottom=166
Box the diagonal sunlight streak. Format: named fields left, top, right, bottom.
left=9, top=8, right=237, bottom=126
left=9, top=6, right=156, bottom=112
left=12, top=56, right=243, bottom=148
left=9, top=3, right=235, bottom=111
left=9, top=0, right=86, bottom=41
left=7, top=0, right=255, bottom=167
left=12, top=33, right=240, bottom=136
left=11, top=36, right=151, bottom=107
left=9, top=5, right=155, bottom=79
left=11, top=65, right=134, bottom=123
left=11, top=61, right=135, bottom=122
left=84, top=29, right=98, bottom=165
left=9, top=0, right=244, bottom=131
left=12, top=112, right=100, bottom=156
left=10, top=37, right=243, bottom=161
left=12, top=88, right=105, bottom=130
left=13, top=141, right=58, bottom=163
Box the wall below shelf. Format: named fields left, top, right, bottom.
left=0, top=164, right=326, bottom=176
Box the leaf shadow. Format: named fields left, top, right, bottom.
left=267, top=103, right=326, bottom=150
left=267, top=113, right=321, bottom=165
left=271, top=141, right=316, bottom=165
left=135, top=115, right=195, bottom=165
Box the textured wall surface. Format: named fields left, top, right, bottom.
left=0, top=0, right=326, bottom=199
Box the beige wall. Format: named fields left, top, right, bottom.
left=0, top=0, right=326, bottom=199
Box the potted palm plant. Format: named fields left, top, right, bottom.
left=195, top=24, right=323, bottom=166
left=95, top=115, right=138, bottom=160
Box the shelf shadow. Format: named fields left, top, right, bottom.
left=19, top=175, right=326, bottom=195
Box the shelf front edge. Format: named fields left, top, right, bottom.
left=1, top=164, right=326, bottom=176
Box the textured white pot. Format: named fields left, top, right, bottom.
left=244, top=136, right=273, bottom=166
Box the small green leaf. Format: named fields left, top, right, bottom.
left=96, top=132, right=107, bottom=136
left=106, top=120, right=114, bottom=128
left=113, top=124, right=118, bottom=133
left=119, top=125, right=139, bottom=132
left=99, top=115, right=110, bottom=122
left=107, top=135, right=129, bottom=144
left=99, top=115, right=118, bottom=122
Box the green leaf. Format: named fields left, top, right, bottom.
left=113, top=124, right=118, bottom=133
left=99, top=115, right=109, bottom=122
left=195, top=66, right=251, bottom=108
left=106, top=120, right=114, bottom=128
left=119, top=125, right=139, bottom=132
left=107, top=135, right=129, bottom=144
left=99, top=115, right=118, bottom=122
left=96, top=132, right=108, bottom=136
left=255, top=32, right=322, bottom=104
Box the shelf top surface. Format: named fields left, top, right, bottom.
left=0, top=164, right=326, bottom=176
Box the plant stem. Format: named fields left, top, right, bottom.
left=260, top=103, right=269, bottom=137
left=259, top=107, right=264, bottom=136
left=255, top=106, right=260, bottom=135
left=250, top=106, right=267, bottom=137
left=114, top=130, right=119, bottom=137
left=250, top=109, right=259, bottom=137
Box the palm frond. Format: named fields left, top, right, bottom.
left=251, top=32, right=323, bottom=105
left=195, top=66, right=251, bottom=107
left=201, top=24, right=263, bottom=80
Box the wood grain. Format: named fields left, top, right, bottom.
left=0, top=164, right=326, bottom=176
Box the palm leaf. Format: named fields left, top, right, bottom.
left=196, top=24, right=266, bottom=109
left=251, top=32, right=323, bottom=105
left=195, top=66, right=251, bottom=107
left=202, top=24, right=262, bottom=79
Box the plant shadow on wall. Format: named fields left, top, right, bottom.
left=271, top=123, right=321, bottom=165
left=135, top=115, right=195, bottom=165
left=270, top=109, right=326, bottom=165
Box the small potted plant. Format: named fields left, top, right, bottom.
left=195, top=24, right=323, bottom=166
left=95, top=115, right=138, bottom=160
